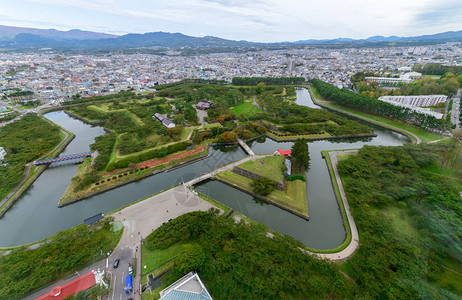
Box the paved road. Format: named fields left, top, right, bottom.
left=305, top=150, right=360, bottom=262
left=195, top=107, right=208, bottom=125
left=110, top=247, right=135, bottom=300
left=111, top=185, right=219, bottom=299
left=451, top=89, right=461, bottom=129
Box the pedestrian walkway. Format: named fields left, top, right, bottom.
left=183, top=154, right=268, bottom=187
left=238, top=138, right=255, bottom=156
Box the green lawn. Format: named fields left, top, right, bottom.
left=88, top=105, right=144, bottom=126
left=141, top=242, right=189, bottom=277
left=215, top=170, right=308, bottom=216
left=374, top=206, right=419, bottom=238
left=231, top=100, right=263, bottom=116
left=238, top=155, right=285, bottom=182
left=265, top=130, right=331, bottom=141
left=423, top=161, right=459, bottom=178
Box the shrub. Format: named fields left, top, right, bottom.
left=287, top=175, right=306, bottom=182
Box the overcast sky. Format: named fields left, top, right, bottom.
left=1, top=0, right=462, bottom=42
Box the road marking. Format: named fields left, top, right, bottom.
left=120, top=294, right=122, bottom=300
left=106, top=258, right=108, bottom=268
left=121, top=272, right=124, bottom=284
left=111, top=275, right=116, bottom=300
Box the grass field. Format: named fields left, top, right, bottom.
left=265, top=130, right=331, bottom=141
left=141, top=242, right=188, bottom=278
left=215, top=170, right=308, bottom=216
left=59, top=157, right=92, bottom=204
left=87, top=105, right=144, bottom=126
left=423, top=161, right=459, bottom=178
left=231, top=100, right=263, bottom=116
left=238, top=155, right=285, bottom=183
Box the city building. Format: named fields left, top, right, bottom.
left=159, top=272, right=212, bottom=300
left=365, top=72, right=422, bottom=85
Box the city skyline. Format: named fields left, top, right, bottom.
left=1, top=0, right=462, bottom=42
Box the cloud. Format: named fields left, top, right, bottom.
left=413, top=0, right=462, bottom=26
left=3, top=0, right=462, bottom=42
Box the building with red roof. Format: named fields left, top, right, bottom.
left=276, top=149, right=292, bottom=158
left=35, top=271, right=96, bottom=300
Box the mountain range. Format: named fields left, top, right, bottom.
left=1, top=25, right=462, bottom=50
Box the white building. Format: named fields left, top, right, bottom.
left=377, top=99, right=444, bottom=119
left=365, top=72, right=422, bottom=85
left=378, top=95, right=447, bottom=107
left=153, top=113, right=176, bottom=128
left=0, top=147, right=6, bottom=162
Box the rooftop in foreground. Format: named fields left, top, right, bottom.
left=159, top=272, right=212, bottom=300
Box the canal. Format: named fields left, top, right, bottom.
left=0, top=89, right=409, bottom=248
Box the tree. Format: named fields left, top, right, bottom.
left=256, top=82, right=266, bottom=94
left=251, top=177, right=275, bottom=196
left=291, top=138, right=310, bottom=170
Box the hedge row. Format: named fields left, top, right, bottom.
left=287, top=174, right=306, bottom=182
left=267, top=130, right=325, bottom=137
left=145, top=210, right=218, bottom=250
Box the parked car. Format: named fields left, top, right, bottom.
left=113, top=258, right=120, bottom=269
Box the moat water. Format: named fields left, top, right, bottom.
left=0, top=89, right=409, bottom=248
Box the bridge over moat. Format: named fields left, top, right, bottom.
left=33, top=152, right=91, bottom=166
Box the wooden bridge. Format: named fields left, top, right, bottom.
left=33, top=152, right=91, bottom=166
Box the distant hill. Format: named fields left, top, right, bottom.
left=1, top=24, right=462, bottom=50
left=293, top=30, right=462, bottom=44
left=0, top=25, right=117, bottom=40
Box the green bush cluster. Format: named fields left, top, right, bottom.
left=287, top=174, right=305, bottom=181
left=251, top=177, right=275, bottom=196
left=90, top=133, right=116, bottom=171
left=0, top=114, right=62, bottom=200
left=150, top=211, right=353, bottom=299
left=145, top=210, right=218, bottom=250
left=339, top=143, right=462, bottom=298
left=106, top=141, right=191, bottom=171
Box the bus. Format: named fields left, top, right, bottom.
left=125, top=274, right=132, bottom=294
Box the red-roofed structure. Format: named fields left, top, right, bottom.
left=36, top=271, right=96, bottom=300
left=276, top=149, right=292, bottom=157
